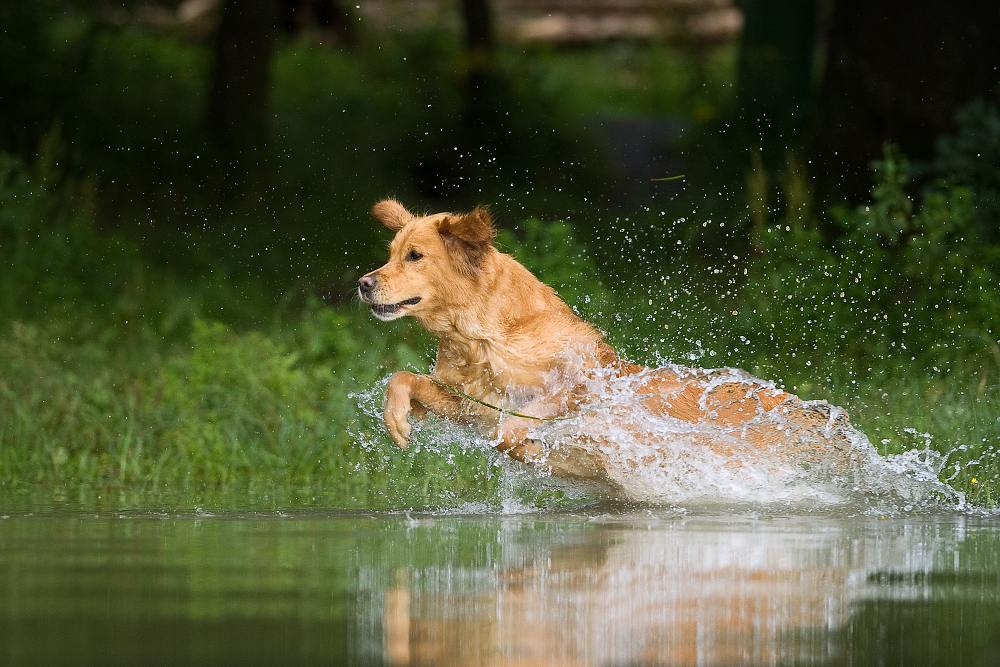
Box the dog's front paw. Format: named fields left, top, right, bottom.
left=385, top=411, right=412, bottom=449
left=384, top=372, right=415, bottom=449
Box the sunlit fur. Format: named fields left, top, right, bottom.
left=360, top=200, right=800, bottom=473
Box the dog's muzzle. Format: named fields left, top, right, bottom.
left=358, top=274, right=421, bottom=320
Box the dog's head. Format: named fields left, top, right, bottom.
left=358, top=199, right=496, bottom=322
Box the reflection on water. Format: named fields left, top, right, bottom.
left=2, top=509, right=999, bottom=666
left=357, top=512, right=1000, bottom=666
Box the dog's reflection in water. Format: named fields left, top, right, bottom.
left=381, top=526, right=860, bottom=666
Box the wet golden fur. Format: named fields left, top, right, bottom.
left=359, top=200, right=797, bottom=473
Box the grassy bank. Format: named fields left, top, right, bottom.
left=2, top=150, right=998, bottom=510
left=1, top=274, right=996, bottom=510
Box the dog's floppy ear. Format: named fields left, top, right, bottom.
left=440, top=206, right=495, bottom=245
left=438, top=206, right=495, bottom=279
left=372, top=199, right=413, bottom=230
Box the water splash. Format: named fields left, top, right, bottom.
left=355, top=371, right=965, bottom=515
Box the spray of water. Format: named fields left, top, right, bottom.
left=353, top=368, right=965, bottom=515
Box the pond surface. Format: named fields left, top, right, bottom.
left=2, top=506, right=999, bottom=666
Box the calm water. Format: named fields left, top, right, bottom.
left=2, top=507, right=999, bottom=666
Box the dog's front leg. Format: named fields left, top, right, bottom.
left=493, top=391, right=586, bottom=462
left=384, top=371, right=465, bottom=449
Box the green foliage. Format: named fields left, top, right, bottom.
left=0, top=144, right=136, bottom=321
left=3, top=138, right=1000, bottom=507
left=0, top=153, right=497, bottom=508
left=714, top=146, right=1000, bottom=505
left=0, top=302, right=497, bottom=507
left=932, top=97, right=1000, bottom=247
left=742, top=146, right=1000, bottom=374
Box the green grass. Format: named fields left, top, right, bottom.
left=0, top=304, right=503, bottom=509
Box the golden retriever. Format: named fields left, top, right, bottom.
left=359, top=200, right=852, bottom=481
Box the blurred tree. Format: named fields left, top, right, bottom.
left=810, top=0, right=1000, bottom=206
left=462, top=0, right=495, bottom=52
left=460, top=0, right=500, bottom=151
left=736, top=0, right=818, bottom=166
left=0, top=1, right=84, bottom=158
left=206, top=0, right=278, bottom=164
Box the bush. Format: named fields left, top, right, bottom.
left=932, top=97, right=1000, bottom=249
left=734, top=146, right=1000, bottom=376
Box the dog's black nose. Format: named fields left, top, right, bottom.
left=358, top=274, right=376, bottom=295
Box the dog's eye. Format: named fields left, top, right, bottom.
left=406, top=250, right=423, bottom=262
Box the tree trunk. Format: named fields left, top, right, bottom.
left=460, top=0, right=498, bottom=141
left=207, top=0, right=279, bottom=163
left=461, top=0, right=495, bottom=53
left=737, top=0, right=818, bottom=161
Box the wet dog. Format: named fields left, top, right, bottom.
left=359, top=200, right=851, bottom=482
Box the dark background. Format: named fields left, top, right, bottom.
left=3, top=0, right=998, bottom=298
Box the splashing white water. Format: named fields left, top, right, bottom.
left=354, top=370, right=965, bottom=514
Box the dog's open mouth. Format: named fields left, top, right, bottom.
left=372, top=296, right=422, bottom=319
